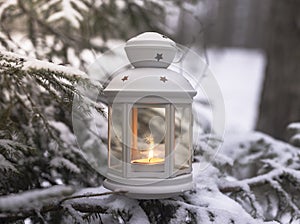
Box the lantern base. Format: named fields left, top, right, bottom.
left=103, top=173, right=194, bottom=199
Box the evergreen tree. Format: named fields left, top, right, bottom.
left=1, top=1, right=300, bottom=223
left=0, top=0, right=170, bottom=69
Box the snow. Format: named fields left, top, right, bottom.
left=290, top=133, right=300, bottom=145
left=0, top=18, right=278, bottom=222
left=0, top=32, right=18, bottom=52
left=70, top=47, right=267, bottom=222
left=0, top=50, right=87, bottom=77
left=0, top=0, right=17, bottom=18
left=61, top=186, right=150, bottom=224
left=23, top=56, right=87, bottom=77
left=50, top=157, right=81, bottom=173
left=288, top=122, right=300, bottom=131
left=67, top=47, right=81, bottom=68
left=74, top=186, right=109, bottom=196
left=216, top=131, right=300, bottom=222
left=49, top=121, right=77, bottom=145
left=287, top=122, right=300, bottom=146
left=24, top=218, right=32, bottom=224
left=0, top=185, right=74, bottom=212
left=0, top=154, right=17, bottom=172
left=192, top=163, right=256, bottom=214
left=46, top=0, right=88, bottom=29
left=0, top=0, right=292, bottom=222
left=64, top=162, right=261, bottom=223
left=221, top=131, right=300, bottom=170
left=207, top=48, right=266, bottom=133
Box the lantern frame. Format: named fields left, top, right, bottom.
left=103, top=32, right=197, bottom=199
left=103, top=68, right=196, bottom=199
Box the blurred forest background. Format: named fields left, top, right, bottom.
left=2, top=0, right=298, bottom=138
left=0, top=0, right=300, bottom=223
left=175, top=0, right=299, bottom=140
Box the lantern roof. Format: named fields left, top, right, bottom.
left=126, top=32, right=175, bottom=47
left=104, top=68, right=197, bottom=101
left=125, top=32, right=177, bottom=68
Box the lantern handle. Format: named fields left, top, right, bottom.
left=172, top=44, right=188, bottom=64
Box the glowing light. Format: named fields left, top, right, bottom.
left=148, top=149, right=154, bottom=162
left=145, top=134, right=155, bottom=162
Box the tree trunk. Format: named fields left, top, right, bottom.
left=256, top=0, right=300, bottom=140
left=204, top=0, right=271, bottom=49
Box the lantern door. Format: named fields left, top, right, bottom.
left=108, top=104, right=125, bottom=175
left=127, top=104, right=171, bottom=178
left=173, top=105, right=192, bottom=176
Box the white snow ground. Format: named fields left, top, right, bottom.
left=207, top=48, right=266, bottom=134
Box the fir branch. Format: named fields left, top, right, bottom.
left=0, top=190, right=127, bottom=222
left=219, top=165, right=300, bottom=219
left=219, top=169, right=284, bottom=193
left=59, top=190, right=127, bottom=204
left=0, top=185, right=75, bottom=212
left=0, top=154, right=18, bottom=173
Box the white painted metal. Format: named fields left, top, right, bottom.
left=103, top=173, right=194, bottom=199
left=104, top=32, right=197, bottom=199
left=125, top=32, right=176, bottom=68
left=104, top=68, right=197, bottom=103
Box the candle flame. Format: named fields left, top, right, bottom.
left=145, top=134, right=155, bottom=162
left=148, top=149, right=154, bottom=162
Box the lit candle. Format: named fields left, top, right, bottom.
left=131, top=134, right=164, bottom=165
left=148, top=149, right=154, bottom=161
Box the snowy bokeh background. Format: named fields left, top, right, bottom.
left=0, top=0, right=299, bottom=223
left=208, top=48, right=265, bottom=133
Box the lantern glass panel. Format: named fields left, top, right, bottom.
left=130, top=105, right=166, bottom=168
left=108, top=104, right=123, bottom=172
left=174, top=106, right=191, bottom=171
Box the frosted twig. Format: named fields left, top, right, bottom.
left=59, top=190, right=127, bottom=204
left=268, top=179, right=300, bottom=219
left=0, top=189, right=127, bottom=222
left=219, top=169, right=284, bottom=193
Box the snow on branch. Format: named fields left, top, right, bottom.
left=0, top=189, right=127, bottom=222
left=0, top=154, right=17, bottom=173
left=287, top=122, right=300, bottom=132
left=0, top=185, right=75, bottom=212
left=0, top=50, right=103, bottom=108
left=218, top=169, right=283, bottom=193
left=287, top=122, right=300, bottom=147
left=219, top=157, right=300, bottom=194
left=218, top=164, right=300, bottom=219
left=0, top=0, right=17, bottom=19
left=290, top=133, right=300, bottom=147
left=0, top=50, right=87, bottom=78
left=45, top=0, right=89, bottom=29
left=50, top=157, right=81, bottom=174
left=217, top=132, right=300, bottom=222
left=0, top=139, right=35, bottom=173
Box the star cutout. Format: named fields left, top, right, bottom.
left=121, top=75, right=128, bottom=82
left=155, top=53, right=163, bottom=62
left=160, top=76, right=168, bottom=83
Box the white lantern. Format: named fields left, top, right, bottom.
left=103, top=32, right=197, bottom=199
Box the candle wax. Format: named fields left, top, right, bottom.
left=131, top=158, right=164, bottom=165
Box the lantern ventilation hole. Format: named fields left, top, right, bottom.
left=121, top=75, right=129, bottom=82
left=155, top=53, right=163, bottom=61
left=160, top=76, right=168, bottom=83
